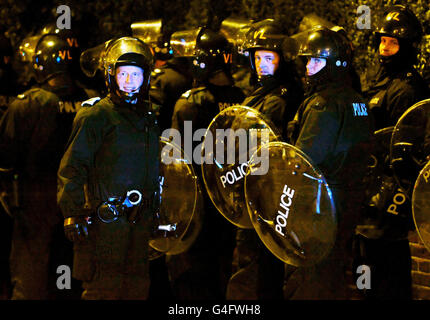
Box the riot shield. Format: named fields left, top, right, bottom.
left=390, top=99, right=430, bottom=196
left=201, top=105, right=281, bottom=229
left=169, top=28, right=203, bottom=57
left=412, top=160, right=430, bottom=254
left=363, top=127, right=394, bottom=196
left=131, top=19, right=163, bottom=47
left=245, top=142, right=337, bottom=267
left=220, top=18, right=253, bottom=56
left=80, top=40, right=112, bottom=78
left=149, top=137, right=201, bottom=255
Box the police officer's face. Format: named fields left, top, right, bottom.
left=115, top=65, right=144, bottom=93
left=306, top=57, right=326, bottom=76
left=255, top=50, right=280, bottom=77
left=379, top=36, right=399, bottom=56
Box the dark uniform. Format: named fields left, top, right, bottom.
left=149, top=57, right=193, bottom=132
left=58, top=37, right=159, bottom=300
left=284, top=28, right=373, bottom=300
left=58, top=96, right=159, bottom=299
left=355, top=5, right=430, bottom=300
left=0, top=84, right=93, bottom=299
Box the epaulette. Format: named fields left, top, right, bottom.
left=81, top=97, right=101, bottom=107
left=151, top=68, right=165, bottom=78
left=181, top=89, right=192, bottom=99
left=16, top=93, right=26, bottom=100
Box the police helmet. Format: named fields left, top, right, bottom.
left=33, top=33, right=74, bottom=83
left=104, top=37, right=154, bottom=103
left=375, top=5, right=423, bottom=48
left=191, top=28, right=233, bottom=81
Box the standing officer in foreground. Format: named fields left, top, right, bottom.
left=57, top=37, right=160, bottom=299
left=0, top=32, right=94, bottom=299
left=285, top=27, right=374, bottom=299
left=356, top=5, right=429, bottom=300
left=226, top=19, right=304, bottom=300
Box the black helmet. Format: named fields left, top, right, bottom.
left=103, top=37, right=154, bottom=104
left=242, top=19, right=290, bottom=82
left=298, top=27, right=352, bottom=84
left=375, top=5, right=423, bottom=48
left=191, top=28, right=233, bottom=81
left=33, top=33, right=73, bottom=83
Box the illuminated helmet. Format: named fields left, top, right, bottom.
left=374, top=5, right=423, bottom=66
left=33, top=33, right=74, bottom=83
left=297, top=27, right=352, bottom=85
left=375, top=5, right=422, bottom=48
left=192, top=28, right=233, bottom=81
left=242, top=19, right=288, bottom=81
left=103, top=37, right=154, bottom=104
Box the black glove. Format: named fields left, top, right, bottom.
left=64, top=216, right=89, bottom=242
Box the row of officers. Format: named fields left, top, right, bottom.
left=0, top=4, right=429, bottom=300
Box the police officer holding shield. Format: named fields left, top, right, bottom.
left=168, top=28, right=245, bottom=299
left=285, top=27, right=373, bottom=299
left=356, top=5, right=430, bottom=300
left=226, top=19, right=304, bottom=300
left=57, top=37, right=160, bottom=299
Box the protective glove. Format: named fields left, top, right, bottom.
left=64, top=216, right=89, bottom=242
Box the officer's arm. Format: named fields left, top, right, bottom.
left=387, top=82, right=417, bottom=125
left=295, top=103, right=340, bottom=167
left=0, top=95, right=37, bottom=167
left=57, top=108, right=103, bottom=219
left=262, top=95, right=287, bottom=131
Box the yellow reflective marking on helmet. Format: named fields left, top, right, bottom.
left=386, top=12, right=400, bottom=21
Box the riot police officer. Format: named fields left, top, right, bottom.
left=226, top=19, right=304, bottom=300
left=168, top=27, right=245, bottom=299
left=0, top=32, right=95, bottom=300
left=356, top=5, right=430, bottom=300
left=362, top=5, right=429, bottom=129
left=57, top=37, right=160, bottom=300
left=285, top=27, right=373, bottom=299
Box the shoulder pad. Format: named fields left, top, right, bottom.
left=81, top=97, right=101, bottom=107
left=181, top=89, right=192, bottom=99
left=151, top=68, right=164, bottom=77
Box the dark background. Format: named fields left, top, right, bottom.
left=0, top=0, right=429, bottom=75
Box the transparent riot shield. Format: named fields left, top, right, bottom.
left=18, top=35, right=40, bottom=63
left=363, top=127, right=394, bottom=196
left=80, top=40, right=112, bottom=77
left=201, top=105, right=281, bottom=229
left=220, top=18, right=253, bottom=55
left=149, top=137, right=201, bottom=255
left=131, top=19, right=163, bottom=47
left=245, top=142, right=337, bottom=267
left=169, top=28, right=203, bottom=57
left=413, top=161, right=430, bottom=254
left=390, top=99, right=430, bottom=196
